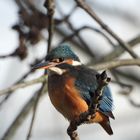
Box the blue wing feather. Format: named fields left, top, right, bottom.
left=99, top=86, right=114, bottom=112
left=74, top=66, right=113, bottom=113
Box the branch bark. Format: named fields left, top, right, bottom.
left=67, top=71, right=110, bottom=140
left=1, top=89, right=46, bottom=140
left=44, top=0, right=55, bottom=53
left=74, top=0, right=139, bottom=59
left=0, top=75, right=48, bottom=96
left=91, top=58, right=140, bottom=70
left=99, top=35, right=140, bottom=63
left=26, top=84, right=47, bottom=140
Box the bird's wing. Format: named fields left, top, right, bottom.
left=74, top=66, right=114, bottom=114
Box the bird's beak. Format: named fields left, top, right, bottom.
left=32, top=61, right=58, bottom=70
left=32, top=59, right=69, bottom=70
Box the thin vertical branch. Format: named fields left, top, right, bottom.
left=26, top=84, right=47, bottom=140
left=26, top=101, right=38, bottom=140
left=26, top=2, right=55, bottom=139
left=1, top=83, right=48, bottom=140
left=1, top=91, right=38, bottom=140
left=57, top=5, right=95, bottom=57
left=44, top=0, right=55, bottom=54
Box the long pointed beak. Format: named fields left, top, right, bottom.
left=32, top=61, right=58, bottom=71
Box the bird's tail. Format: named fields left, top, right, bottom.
left=99, top=120, right=113, bottom=135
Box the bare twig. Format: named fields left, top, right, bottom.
left=112, top=80, right=133, bottom=90
left=1, top=88, right=46, bottom=140
left=114, top=70, right=140, bottom=83
left=26, top=99, right=39, bottom=140
left=58, top=5, right=96, bottom=57
left=128, top=98, right=140, bottom=108
left=0, top=57, right=45, bottom=107
left=60, top=26, right=116, bottom=50
left=74, top=0, right=139, bottom=59
left=0, top=53, right=14, bottom=59
left=44, top=0, right=55, bottom=53
left=91, top=58, right=140, bottom=70
left=26, top=84, right=47, bottom=140
left=99, top=34, right=140, bottom=63
left=0, top=70, right=32, bottom=107
left=0, top=75, right=48, bottom=96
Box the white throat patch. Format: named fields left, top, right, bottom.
left=49, top=67, right=66, bottom=75
left=72, top=60, right=82, bottom=66
left=48, top=60, right=81, bottom=75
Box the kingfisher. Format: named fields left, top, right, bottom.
left=33, top=44, right=114, bottom=135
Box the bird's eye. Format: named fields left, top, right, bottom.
left=59, top=58, right=64, bottom=62
left=52, top=58, right=64, bottom=63
left=52, top=59, right=59, bottom=63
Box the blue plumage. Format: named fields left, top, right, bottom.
left=73, top=66, right=113, bottom=113
left=100, top=86, right=113, bottom=112
left=46, top=44, right=80, bottom=61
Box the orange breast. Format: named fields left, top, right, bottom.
left=48, top=75, right=106, bottom=123
left=89, top=111, right=107, bottom=123
left=48, top=76, right=88, bottom=121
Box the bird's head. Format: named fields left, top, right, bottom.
left=32, top=44, right=82, bottom=75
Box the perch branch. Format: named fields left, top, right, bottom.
left=67, top=71, right=110, bottom=140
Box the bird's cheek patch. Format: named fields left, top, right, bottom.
left=49, top=67, right=66, bottom=75
left=72, top=60, right=82, bottom=66
left=65, top=59, right=82, bottom=66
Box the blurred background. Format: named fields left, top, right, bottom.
left=0, top=0, right=140, bottom=140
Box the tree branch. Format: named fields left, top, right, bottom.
left=26, top=84, right=47, bottom=140
left=0, top=59, right=140, bottom=96
left=91, top=58, right=140, bottom=70
left=114, top=69, right=140, bottom=83
left=1, top=89, right=46, bottom=140
left=44, top=0, right=55, bottom=53
left=74, top=0, right=139, bottom=59
left=60, top=26, right=116, bottom=49
left=99, top=34, right=140, bottom=63
left=0, top=57, right=45, bottom=107
left=0, top=75, right=48, bottom=96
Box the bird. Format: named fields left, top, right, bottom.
left=33, top=44, right=114, bottom=135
